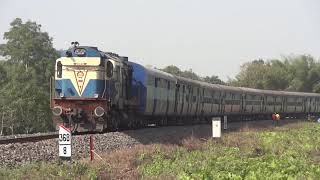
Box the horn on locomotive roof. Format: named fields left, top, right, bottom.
left=71, top=41, right=80, bottom=47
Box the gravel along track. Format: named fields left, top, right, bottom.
left=0, top=119, right=302, bottom=167
left=0, top=132, right=140, bottom=167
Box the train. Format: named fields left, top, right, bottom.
left=50, top=43, right=320, bottom=132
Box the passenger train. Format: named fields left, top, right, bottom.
left=51, top=43, right=320, bottom=132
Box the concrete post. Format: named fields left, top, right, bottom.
left=212, top=117, right=221, bottom=138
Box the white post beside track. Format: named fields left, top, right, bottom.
left=59, top=125, right=72, bottom=160
left=212, top=117, right=221, bottom=138
left=224, top=115, right=228, bottom=130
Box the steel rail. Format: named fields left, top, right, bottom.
left=0, top=118, right=307, bottom=145
left=0, top=133, right=58, bottom=145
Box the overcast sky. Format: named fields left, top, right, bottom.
left=0, top=0, right=319, bottom=80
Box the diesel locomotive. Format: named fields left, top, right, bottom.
left=51, top=43, right=320, bottom=132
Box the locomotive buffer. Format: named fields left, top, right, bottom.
left=59, top=125, right=72, bottom=160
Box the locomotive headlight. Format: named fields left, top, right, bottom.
left=94, top=93, right=99, bottom=98
left=74, top=48, right=86, bottom=56
left=94, top=106, right=105, bottom=117
left=60, top=92, right=64, bottom=97
left=52, top=106, right=63, bottom=116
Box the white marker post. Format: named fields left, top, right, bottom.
left=59, top=125, right=71, bottom=160
left=212, top=117, right=221, bottom=138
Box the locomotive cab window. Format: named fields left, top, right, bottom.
left=106, top=61, right=113, bottom=78
left=57, top=61, right=62, bottom=78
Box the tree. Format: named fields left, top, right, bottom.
left=180, top=69, right=201, bottom=81
left=0, top=18, right=58, bottom=72
left=230, top=55, right=320, bottom=92
left=284, top=55, right=320, bottom=92
left=230, top=59, right=270, bottom=89
left=161, top=65, right=224, bottom=84
left=0, top=63, right=7, bottom=85
left=0, top=18, right=58, bottom=134
left=203, top=75, right=225, bottom=85
left=161, top=65, right=182, bottom=76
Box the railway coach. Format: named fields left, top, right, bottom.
left=51, top=44, right=320, bottom=132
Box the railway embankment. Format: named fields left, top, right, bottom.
left=1, top=120, right=319, bottom=179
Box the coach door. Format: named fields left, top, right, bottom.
left=174, top=84, right=179, bottom=114
left=180, top=85, right=186, bottom=115
left=124, top=66, right=132, bottom=101
left=117, top=65, right=132, bottom=109
left=112, top=65, right=123, bottom=109
left=165, top=80, right=170, bottom=115
left=152, top=78, right=159, bottom=115
left=195, top=87, right=200, bottom=116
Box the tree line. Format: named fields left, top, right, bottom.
left=0, top=18, right=319, bottom=135
left=161, top=54, right=320, bottom=94
left=228, top=56, right=320, bottom=92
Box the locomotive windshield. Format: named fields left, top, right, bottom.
left=74, top=48, right=86, bottom=56
left=106, top=61, right=113, bottom=78
left=57, top=61, right=62, bottom=78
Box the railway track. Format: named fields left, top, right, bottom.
left=0, top=119, right=306, bottom=167
left=0, top=118, right=307, bottom=145
left=0, top=133, right=58, bottom=145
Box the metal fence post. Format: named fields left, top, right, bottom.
left=223, top=115, right=228, bottom=130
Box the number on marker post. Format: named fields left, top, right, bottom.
left=58, top=125, right=72, bottom=158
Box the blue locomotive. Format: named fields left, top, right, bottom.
left=51, top=43, right=320, bottom=132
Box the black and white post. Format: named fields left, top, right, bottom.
left=59, top=125, right=72, bottom=160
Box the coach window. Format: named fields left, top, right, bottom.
left=57, top=61, right=62, bottom=78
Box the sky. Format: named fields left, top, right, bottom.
left=0, top=0, right=319, bottom=80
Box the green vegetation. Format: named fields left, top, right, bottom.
left=139, top=122, right=320, bottom=179
left=0, top=18, right=59, bottom=135
left=2, top=122, right=320, bottom=179
left=229, top=57, right=320, bottom=92
left=0, top=161, right=109, bottom=180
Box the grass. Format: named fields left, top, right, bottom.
left=139, top=122, right=320, bottom=179
left=0, top=160, right=110, bottom=180
left=1, top=121, right=320, bottom=179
